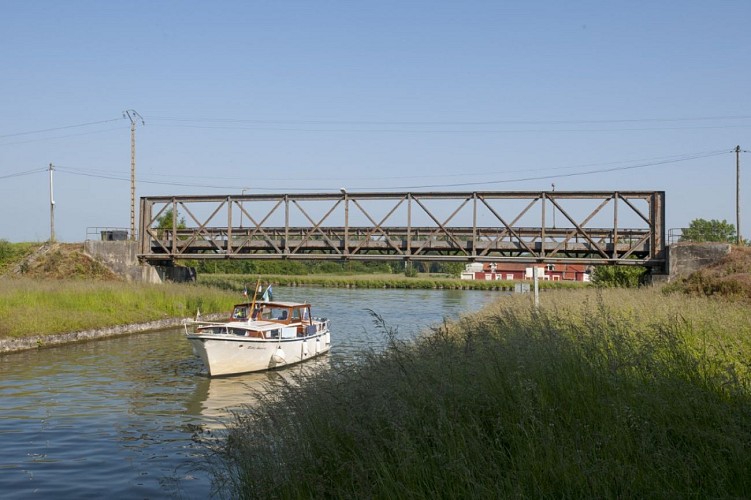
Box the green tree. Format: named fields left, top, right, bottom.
left=404, top=262, right=418, bottom=277
left=591, top=265, right=646, bottom=288
left=154, top=208, right=186, bottom=232
left=681, top=218, right=736, bottom=243
left=427, top=262, right=464, bottom=277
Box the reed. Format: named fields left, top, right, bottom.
left=0, top=278, right=238, bottom=338
left=211, top=288, right=751, bottom=498
left=199, top=273, right=586, bottom=291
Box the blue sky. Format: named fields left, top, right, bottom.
left=1, top=1, right=750, bottom=242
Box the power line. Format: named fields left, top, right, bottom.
left=0, top=167, right=48, bottom=180
left=146, top=114, right=751, bottom=126
left=52, top=148, right=733, bottom=192
left=384, top=150, right=732, bottom=191
left=142, top=113, right=751, bottom=134
left=0, top=118, right=123, bottom=139
left=55, top=148, right=732, bottom=183
left=0, top=126, right=128, bottom=147
left=2, top=114, right=748, bottom=143
left=54, top=167, right=240, bottom=190
left=144, top=122, right=751, bottom=134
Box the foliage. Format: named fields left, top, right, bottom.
left=435, top=261, right=465, bottom=277
left=185, top=259, right=394, bottom=276
left=404, top=262, right=418, bottom=277
left=198, top=273, right=586, bottom=291
left=0, top=239, right=13, bottom=261
left=590, top=265, right=647, bottom=287
left=663, top=246, right=751, bottom=301
left=681, top=218, right=737, bottom=243
left=154, top=208, right=187, bottom=231
left=181, top=257, right=465, bottom=277
left=0, top=241, right=40, bottom=274
left=0, top=278, right=237, bottom=339
left=24, top=244, right=119, bottom=280
left=210, top=288, right=751, bottom=498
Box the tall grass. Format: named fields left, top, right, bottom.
left=199, top=273, right=585, bottom=291
left=210, top=288, right=751, bottom=498
left=0, top=241, right=38, bottom=274
left=0, top=278, right=239, bottom=338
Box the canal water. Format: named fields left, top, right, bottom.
left=0, top=287, right=503, bottom=499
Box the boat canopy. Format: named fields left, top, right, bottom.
left=231, top=301, right=311, bottom=323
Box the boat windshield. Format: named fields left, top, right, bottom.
left=258, top=306, right=290, bottom=321
left=232, top=305, right=249, bottom=320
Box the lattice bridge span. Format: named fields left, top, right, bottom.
left=138, top=191, right=666, bottom=272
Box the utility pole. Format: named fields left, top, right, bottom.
left=736, top=145, right=742, bottom=245
left=49, top=163, right=55, bottom=242
left=124, top=110, right=144, bottom=241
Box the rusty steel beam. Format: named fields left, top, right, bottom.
left=138, top=191, right=666, bottom=270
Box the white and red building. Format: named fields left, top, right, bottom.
left=461, top=262, right=591, bottom=282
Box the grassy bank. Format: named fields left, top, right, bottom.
left=0, top=267, right=580, bottom=342
left=0, top=241, right=38, bottom=274
left=211, top=287, right=751, bottom=498
left=199, top=272, right=586, bottom=291
left=0, top=278, right=238, bottom=339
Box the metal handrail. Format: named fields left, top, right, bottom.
left=85, top=226, right=132, bottom=241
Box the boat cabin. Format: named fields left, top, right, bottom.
left=194, top=300, right=327, bottom=341
left=231, top=301, right=312, bottom=326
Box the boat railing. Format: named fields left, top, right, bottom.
left=183, top=318, right=226, bottom=327
left=301, top=319, right=329, bottom=337
left=182, top=318, right=227, bottom=334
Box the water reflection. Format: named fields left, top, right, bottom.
left=186, top=371, right=277, bottom=423
left=185, top=356, right=332, bottom=429
left=0, top=287, right=501, bottom=499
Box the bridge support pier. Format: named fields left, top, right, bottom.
left=84, top=241, right=195, bottom=283
left=666, top=242, right=731, bottom=281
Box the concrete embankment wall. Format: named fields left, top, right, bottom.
left=84, top=240, right=161, bottom=283
left=668, top=242, right=732, bottom=280
left=0, top=317, right=187, bottom=354
left=0, top=313, right=225, bottom=354
left=83, top=241, right=195, bottom=284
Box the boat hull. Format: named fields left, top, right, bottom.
left=187, top=331, right=331, bottom=376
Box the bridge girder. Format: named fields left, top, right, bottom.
left=138, top=191, right=666, bottom=271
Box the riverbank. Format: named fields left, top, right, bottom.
left=212, top=287, right=751, bottom=498
left=199, top=272, right=587, bottom=291
left=0, top=278, right=237, bottom=353
left=0, top=273, right=528, bottom=354
left=0, top=316, right=189, bottom=353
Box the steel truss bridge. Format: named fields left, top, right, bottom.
left=138, top=191, right=666, bottom=272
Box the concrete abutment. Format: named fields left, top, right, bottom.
left=83, top=241, right=195, bottom=284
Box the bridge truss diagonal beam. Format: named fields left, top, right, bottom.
left=138, top=190, right=666, bottom=271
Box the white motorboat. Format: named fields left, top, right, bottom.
left=185, top=298, right=331, bottom=377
